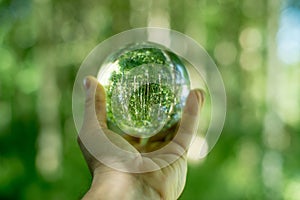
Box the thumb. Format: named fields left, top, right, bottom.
left=82, top=76, right=107, bottom=129
left=174, top=89, right=204, bottom=150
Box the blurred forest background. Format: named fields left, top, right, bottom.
left=0, top=0, right=300, bottom=199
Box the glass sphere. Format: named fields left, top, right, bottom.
left=97, top=42, right=190, bottom=137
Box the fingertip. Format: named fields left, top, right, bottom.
left=83, top=76, right=98, bottom=91
left=82, top=76, right=100, bottom=113
left=194, top=89, right=205, bottom=107
left=83, top=77, right=90, bottom=90
left=185, top=90, right=202, bottom=116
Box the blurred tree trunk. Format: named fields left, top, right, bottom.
left=262, top=0, right=283, bottom=199
left=109, top=0, right=131, bottom=33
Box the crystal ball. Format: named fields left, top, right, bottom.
left=97, top=42, right=190, bottom=137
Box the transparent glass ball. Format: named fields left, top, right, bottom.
left=97, top=42, right=190, bottom=137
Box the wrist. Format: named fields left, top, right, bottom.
left=83, top=168, right=161, bottom=200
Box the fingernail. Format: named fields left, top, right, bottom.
left=195, top=89, right=205, bottom=105
left=83, top=77, right=90, bottom=90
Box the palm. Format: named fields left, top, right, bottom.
left=78, top=76, right=202, bottom=199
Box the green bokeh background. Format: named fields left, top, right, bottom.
left=1, top=0, right=300, bottom=199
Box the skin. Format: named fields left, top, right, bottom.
left=78, top=76, right=204, bottom=200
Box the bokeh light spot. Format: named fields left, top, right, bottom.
left=277, top=7, right=300, bottom=65
left=239, top=27, right=262, bottom=51
left=214, top=41, right=237, bottom=66
left=16, top=67, right=40, bottom=94
left=240, top=51, right=262, bottom=71
left=285, top=178, right=300, bottom=200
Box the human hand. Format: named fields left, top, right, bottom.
left=78, top=76, right=204, bottom=200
